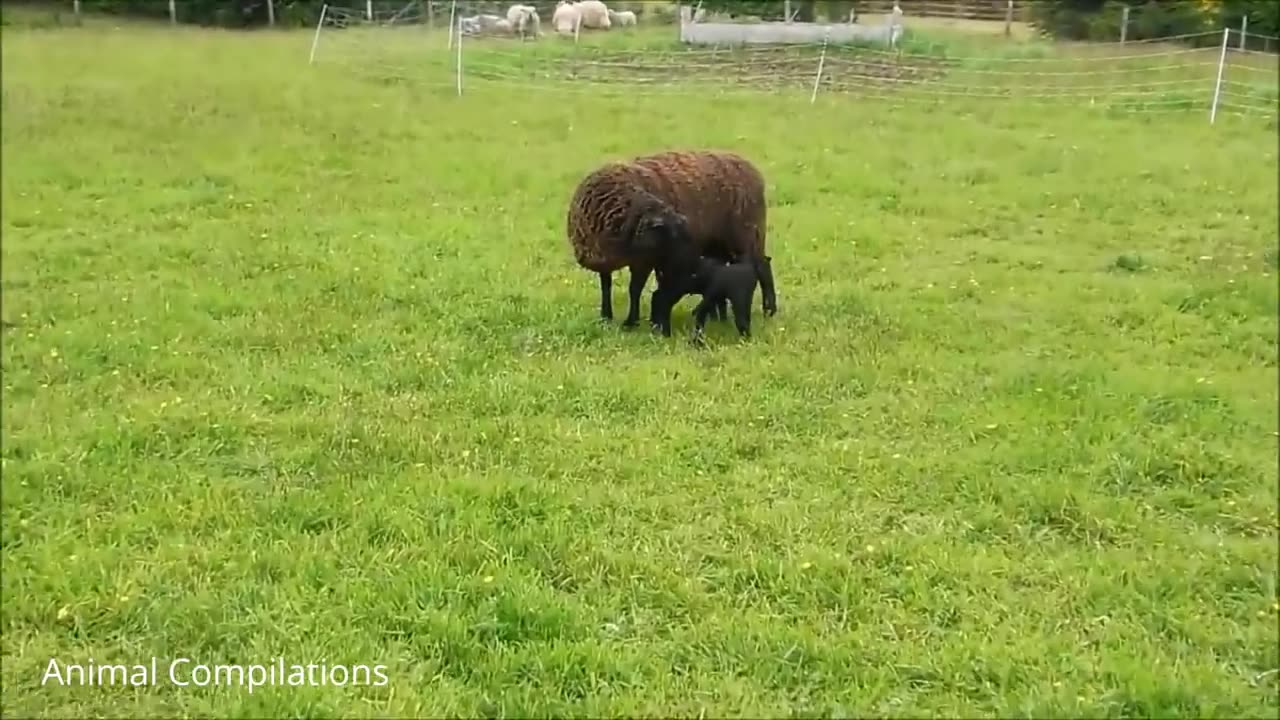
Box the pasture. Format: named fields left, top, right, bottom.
left=2, top=9, right=1278, bottom=718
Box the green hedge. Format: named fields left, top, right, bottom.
left=1028, top=0, right=1278, bottom=45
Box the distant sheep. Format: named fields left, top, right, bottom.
left=552, top=1, right=581, bottom=34
left=460, top=13, right=517, bottom=37
left=576, top=0, right=612, bottom=30
left=607, top=8, right=636, bottom=28
left=566, top=150, right=778, bottom=335
left=459, top=13, right=500, bottom=35
left=506, top=4, right=541, bottom=39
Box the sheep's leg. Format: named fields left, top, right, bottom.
left=757, top=256, right=778, bottom=317
left=714, top=298, right=729, bottom=322
left=649, top=282, right=677, bottom=337
left=598, top=271, right=613, bottom=322
left=621, top=266, right=651, bottom=329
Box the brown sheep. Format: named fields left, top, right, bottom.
left=566, top=149, right=777, bottom=334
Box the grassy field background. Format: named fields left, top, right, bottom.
left=2, top=8, right=1278, bottom=718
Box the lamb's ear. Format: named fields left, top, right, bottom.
left=618, top=203, right=648, bottom=250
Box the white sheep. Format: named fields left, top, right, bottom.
left=506, top=4, right=541, bottom=39
left=472, top=13, right=503, bottom=33
left=461, top=14, right=513, bottom=37
left=607, top=8, right=636, bottom=28
left=552, top=1, right=581, bottom=35
left=576, top=0, right=611, bottom=30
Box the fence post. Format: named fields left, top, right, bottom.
left=425, top=0, right=433, bottom=28
left=1239, top=15, right=1248, bottom=50
left=1003, top=0, right=1013, bottom=38
left=309, top=4, right=328, bottom=64
left=266, top=0, right=275, bottom=27
left=456, top=16, right=463, bottom=96
left=168, top=0, right=176, bottom=24
left=366, top=0, right=373, bottom=21
left=810, top=33, right=828, bottom=104
left=447, top=0, right=456, bottom=50
left=1120, top=5, right=1129, bottom=43
left=72, top=0, right=80, bottom=17
left=784, top=0, right=792, bottom=23
left=1209, top=26, right=1229, bottom=124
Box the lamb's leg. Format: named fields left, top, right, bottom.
left=714, top=298, right=729, bottom=322
left=622, top=265, right=651, bottom=329
left=598, top=271, right=613, bottom=322
left=690, top=295, right=718, bottom=347
left=732, top=287, right=756, bottom=338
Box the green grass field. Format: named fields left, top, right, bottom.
left=2, top=11, right=1278, bottom=719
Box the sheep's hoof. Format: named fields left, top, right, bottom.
left=763, top=304, right=777, bottom=318
left=620, top=317, right=640, bottom=330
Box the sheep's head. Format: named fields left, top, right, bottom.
left=628, top=201, right=694, bottom=272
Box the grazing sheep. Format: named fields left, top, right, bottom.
left=459, top=13, right=503, bottom=35
left=607, top=8, right=637, bottom=27
left=506, top=3, right=541, bottom=39
left=566, top=150, right=778, bottom=335
left=683, top=253, right=773, bottom=345
left=552, top=1, right=581, bottom=34
left=576, top=0, right=612, bottom=30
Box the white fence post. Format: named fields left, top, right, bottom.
left=168, top=0, right=176, bottom=24
left=810, top=34, right=828, bottom=104
left=73, top=0, right=80, bottom=17
left=1003, top=0, right=1013, bottom=38
left=1120, top=5, right=1129, bottom=43
left=266, top=0, right=275, bottom=26
left=1239, top=15, right=1248, bottom=50
left=447, top=0, right=456, bottom=50
left=456, top=16, right=463, bottom=96
left=366, top=0, right=373, bottom=21
left=309, top=4, right=328, bottom=64
left=1210, top=26, right=1230, bottom=124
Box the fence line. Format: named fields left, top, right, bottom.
left=309, top=4, right=1277, bottom=124
left=853, top=0, right=1030, bottom=23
